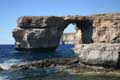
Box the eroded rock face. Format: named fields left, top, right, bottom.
left=12, top=13, right=120, bottom=67
left=13, top=16, right=69, bottom=51
left=13, top=13, right=120, bottom=51
left=74, top=43, right=120, bottom=67
left=74, top=13, right=120, bottom=44
left=74, top=13, right=120, bottom=67
left=92, top=14, right=120, bottom=43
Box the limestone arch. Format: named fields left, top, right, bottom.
left=61, top=19, right=93, bottom=45
left=75, top=20, right=94, bottom=44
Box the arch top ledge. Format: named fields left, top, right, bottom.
left=17, top=16, right=87, bottom=28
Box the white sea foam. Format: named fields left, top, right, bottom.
left=0, top=76, right=9, bottom=80
left=0, top=59, right=21, bottom=70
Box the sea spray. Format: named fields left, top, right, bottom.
left=0, top=59, right=21, bottom=70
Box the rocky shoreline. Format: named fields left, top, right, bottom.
left=0, top=57, right=119, bottom=71
left=1, top=57, right=120, bottom=80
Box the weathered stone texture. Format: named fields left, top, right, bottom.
left=74, top=43, right=120, bottom=67
left=12, top=13, right=120, bottom=67
left=74, top=13, right=120, bottom=44
left=92, top=14, right=120, bottom=43
left=13, top=16, right=68, bottom=51
left=74, top=13, right=120, bottom=67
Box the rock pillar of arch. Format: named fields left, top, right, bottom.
left=12, top=16, right=69, bottom=51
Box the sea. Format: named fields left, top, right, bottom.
left=0, top=45, right=120, bottom=80
left=0, top=44, right=76, bottom=80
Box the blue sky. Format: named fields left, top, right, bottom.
left=0, top=0, right=120, bottom=44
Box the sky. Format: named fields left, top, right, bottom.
left=0, top=0, right=120, bottom=44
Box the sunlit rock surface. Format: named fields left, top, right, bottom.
left=74, top=13, right=120, bottom=67
left=13, top=16, right=67, bottom=51
left=74, top=43, right=120, bottom=67
left=12, top=13, right=120, bottom=67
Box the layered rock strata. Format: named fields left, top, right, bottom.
left=12, top=13, right=120, bottom=67
left=74, top=43, right=120, bottom=67
left=74, top=13, right=120, bottom=67
left=13, top=16, right=67, bottom=51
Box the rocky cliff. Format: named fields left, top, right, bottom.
left=12, top=16, right=67, bottom=51
left=61, top=33, right=75, bottom=44
left=74, top=13, right=120, bottom=67
left=12, top=13, right=120, bottom=67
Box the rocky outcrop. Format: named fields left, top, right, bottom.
left=0, top=58, right=110, bottom=71
left=74, top=13, right=120, bottom=44
left=74, top=43, right=120, bottom=67
left=10, top=58, right=79, bottom=70
left=13, top=13, right=120, bottom=51
left=12, top=13, right=120, bottom=67
left=12, top=16, right=68, bottom=51
left=74, top=13, right=120, bottom=67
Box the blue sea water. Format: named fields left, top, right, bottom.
left=1, top=45, right=120, bottom=80
left=0, top=44, right=76, bottom=80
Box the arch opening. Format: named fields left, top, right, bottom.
left=56, top=23, right=76, bottom=58
left=57, top=19, right=94, bottom=55
left=61, top=23, right=76, bottom=45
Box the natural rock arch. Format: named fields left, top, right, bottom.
left=12, top=14, right=120, bottom=51
left=13, top=16, right=93, bottom=51
left=12, top=13, right=120, bottom=68
left=62, top=20, right=94, bottom=44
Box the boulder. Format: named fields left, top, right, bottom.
left=74, top=43, right=120, bottom=67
